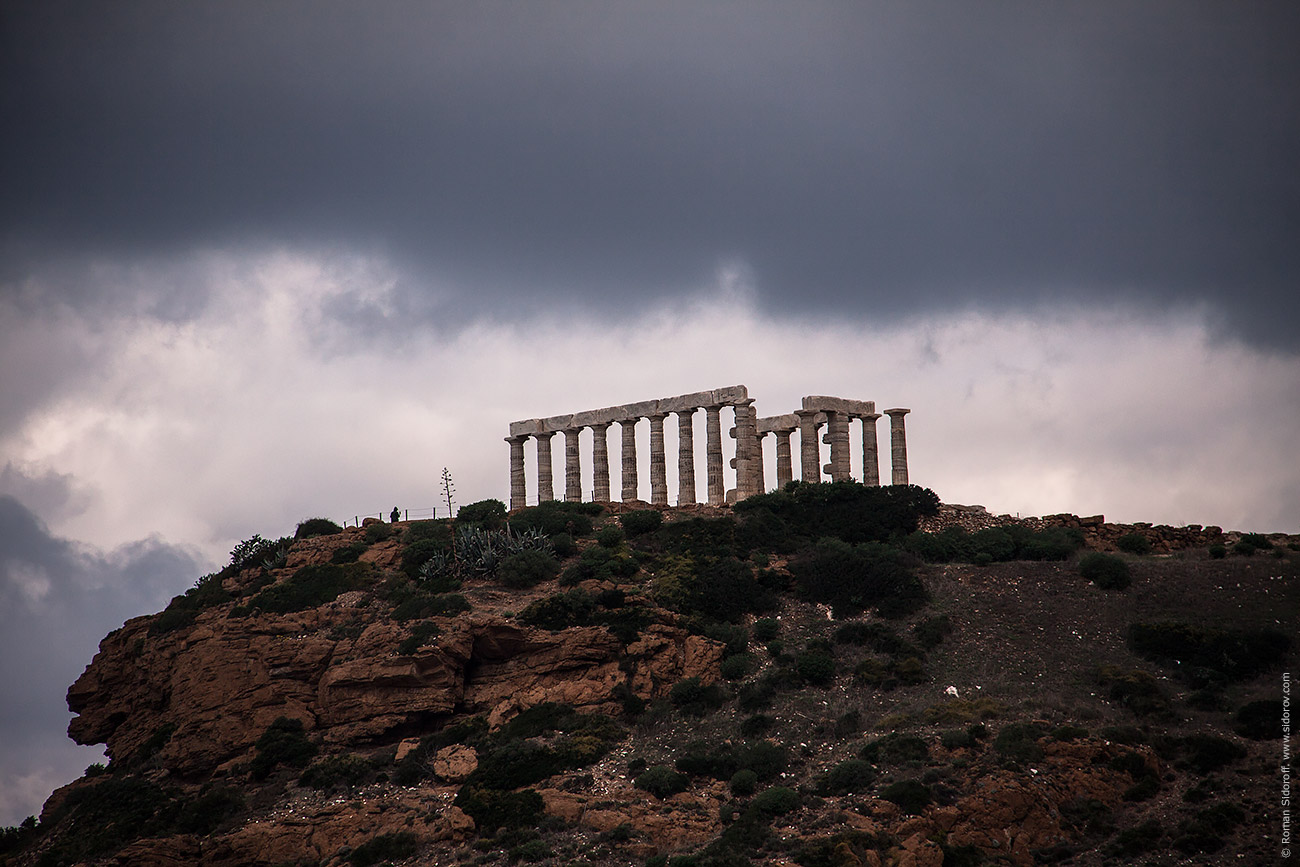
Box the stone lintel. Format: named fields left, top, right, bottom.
left=757, top=413, right=823, bottom=434
left=509, top=385, right=748, bottom=435
left=801, top=395, right=876, bottom=417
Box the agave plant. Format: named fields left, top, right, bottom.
left=417, top=550, right=454, bottom=582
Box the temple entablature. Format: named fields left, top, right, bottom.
left=506, top=386, right=910, bottom=510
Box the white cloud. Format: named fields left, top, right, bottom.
left=3, top=250, right=1298, bottom=574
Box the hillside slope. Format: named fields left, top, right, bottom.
left=2, top=486, right=1295, bottom=867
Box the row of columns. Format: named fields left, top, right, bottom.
left=506, top=402, right=741, bottom=511
left=506, top=392, right=910, bottom=511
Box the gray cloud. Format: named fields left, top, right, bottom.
left=0, top=494, right=206, bottom=825
left=2, top=2, right=1297, bottom=346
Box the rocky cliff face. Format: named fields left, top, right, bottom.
left=8, top=500, right=1294, bottom=867
left=64, top=530, right=721, bottom=780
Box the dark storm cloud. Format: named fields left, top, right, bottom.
left=0, top=494, right=204, bottom=821
left=2, top=1, right=1297, bottom=345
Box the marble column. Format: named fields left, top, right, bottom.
left=506, top=435, right=528, bottom=511
left=620, top=418, right=639, bottom=502
left=564, top=428, right=583, bottom=502
left=734, top=401, right=760, bottom=498
left=886, top=408, right=910, bottom=485
left=753, top=431, right=767, bottom=495
left=822, top=410, right=851, bottom=482
left=648, top=413, right=668, bottom=505
left=860, top=412, right=882, bottom=486
left=705, top=405, right=725, bottom=506
left=535, top=432, right=555, bottom=502
left=774, top=429, right=794, bottom=489
left=796, top=409, right=821, bottom=483
left=591, top=422, right=611, bottom=503
left=677, top=410, right=696, bottom=505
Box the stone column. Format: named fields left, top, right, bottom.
left=753, top=431, right=768, bottom=495
left=860, top=412, right=882, bottom=486
left=506, top=435, right=528, bottom=511
left=705, top=405, right=725, bottom=505
left=822, top=411, right=851, bottom=482
left=677, top=410, right=696, bottom=505
left=564, top=428, right=583, bottom=502
left=620, top=418, right=639, bottom=502
left=591, top=422, right=611, bottom=503
left=728, top=400, right=758, bottom=500
left=886, top=408, right=910, bottom=485
left=648, top=413, right=668, bottom=505
left=774, top=429, right=793, bottom=489
left=535, top=432, right=555, bottom=502
left=796, top=409, right=821, bottom=483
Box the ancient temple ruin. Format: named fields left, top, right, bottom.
left=505, top=385, right=910, bottom=510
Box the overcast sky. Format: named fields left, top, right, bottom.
left=2, top=1, right=1299, bottom=825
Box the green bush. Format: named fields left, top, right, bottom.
left=675, top=740, right=787, bottom=781
left=1079, top=552, right=1130, bottom=590
left=1127, top=621, right=1290, bottom=682
left=1208, top=543, right=1227, bottom=559
left=859, top=733, right=930, bottom=764
left=510, top=500, right=601, bottom=538
left=363, top=521, right=393, bottom=543
left=620, top=510, right=663, bottom=536
left=596, top=525, right=626, bottom=548
left=669, top=677, right=728, bottom=716
left=817, top=759, right=877, bottom=795
left=734, top=481, right=939, bottom=545
left=878, top=780, right=931, bottom=814
left=752, top=617, right=780, bottom=643
left=1173, top=802, right=1244, bottom=854
left=1177, top=734, right=1248, bottom=775
left=295, top=517, right=342, bottom=539
left=789, top=538, right=927, bottom=619
left=1095, top=665, right=1171, bottom=717
left=457, top=498, right=507, bottom=528
left=249, top=562, right=371, bottom=614
left=1109, top=819, right=1164, bottom=857
left=795, top=649, right=835, bottom=686
left=721, top=654, right=756, bottom=681
left=497, top=549, right=560, bottom=589
left=250, top=717, right=317, bottom=781
left=299, top=754, right=371, bottom=790
left=550, top=532, right=578, bottom=557
left=1239, top=532, right=1274, bottom=550
left=635, top=765, right=689, bottom=799
left=749, top=786, right=800, bottom=816
left=912, top=614, right=953, bottom=650
left=34, top=777, right=182, bottom=864
left=1234, top=699, right=1282, bottom=739
left=397, top=620, right=440, bottom=655
left=330, top=541, right=369, bottom=564
left=454, top=786, right=545, bottom=833
left=1116, top=532, right=1152, bottom=555
left=517, top=588, right=595, bottom=630
left=993, top=723, right=1047, bottom=764
left=730, top=769, right=758, bottom=796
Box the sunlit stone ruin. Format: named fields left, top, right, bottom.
left=506, top=385, right=910, bottom=511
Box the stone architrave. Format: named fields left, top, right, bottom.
left=885, top=408, right=910, bottom=485
left=648, top=413, right=668, bottom=505
left=705, top=405, right=725, bottom=506
left=506, top=435, right=528, bottom=510
left=677, top=410, right=696, bottom=505
left=860, top=412, right=882, bottom=486
left=564, top=428, right=582, bottom=502
left=796, top=409, right=821, bottom=483
left=774, top=429, right=793, bottom=488
left=620, top=418, right=639, bottom=502
left=822, top=411, right=851, bottom=482
left=535, top=432, right=555, bottom=502
left=591, top=422, right=611, bottom=502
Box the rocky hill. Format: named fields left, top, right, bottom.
left=2, top=484, right=1295, bottom=867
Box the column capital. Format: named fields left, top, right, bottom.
left=884, top=407, right=911, bottom=417
left=505, top=434, right=529, bottom=444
